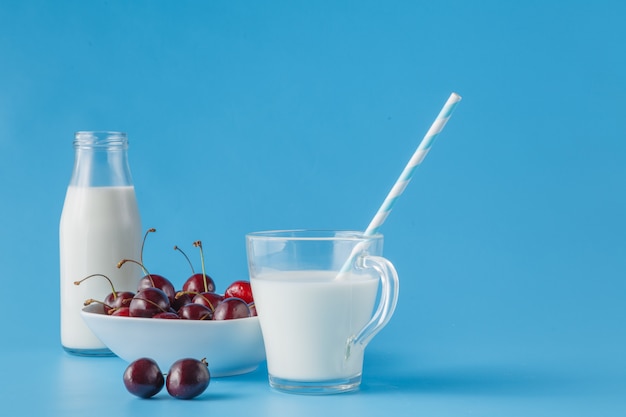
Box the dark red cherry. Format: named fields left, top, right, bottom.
left=117, top=230, right=176, bottom=303
left=74, top=274, right=135, bottom=314
left=153, top=311, right=180, bottom=319
left=178, top=303, right=213, bottom=320
left=166, top=358, right=210, bottom=400
left=111, top=306, right=131, bottom=316
left=225, top=280, right=254, bottom=304
left=123, top=358, right=164, bottom=398
left=103, top=291, right=135, bottom=314
left=172, top=292, right=193, bottom=311
left=181, top=241, right=215, bottom=293
left=137, top=274, right=176, bottom=303
left=182, top=273, right=216, bottom=294
left=213, top=297, right=251, bottom=320
left=129, top=287, right=171, bottom=318
left=192, top=292, right=224, bottom=311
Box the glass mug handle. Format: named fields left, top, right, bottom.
left=346, top=255, right=400, bottom=358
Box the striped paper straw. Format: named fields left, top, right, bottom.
left=364, top=92, right=462, bottom=236
left=337, top=92, right=461, bottom=278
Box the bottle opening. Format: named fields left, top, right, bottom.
left=74, top=131, right=128, bottom=149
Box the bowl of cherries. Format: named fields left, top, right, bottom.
left=79, top=234, right=265, bottom=378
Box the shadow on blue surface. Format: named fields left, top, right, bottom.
left=360, top=363, right=584, bottom=398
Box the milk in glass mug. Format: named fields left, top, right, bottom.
left=246, top=230, right=399, bottom=394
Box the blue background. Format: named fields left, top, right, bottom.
left=1, top=1, right=624, bottom=416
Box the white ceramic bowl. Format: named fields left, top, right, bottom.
left=80, top=304, right=265, bottom=377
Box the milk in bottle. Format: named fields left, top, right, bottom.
left=59, top=131, right=142, bottom=355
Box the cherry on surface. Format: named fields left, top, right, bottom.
left=123, top=357, right=164, bottom=399
left=166, top=358, right=210, bottom=400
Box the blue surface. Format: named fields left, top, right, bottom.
left=1, top=1, right=625, bottom=416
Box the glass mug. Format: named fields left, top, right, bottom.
left=246, top=230, right=399, bottom=394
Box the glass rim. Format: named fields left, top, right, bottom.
left=245, top=229, right=383, bottom=241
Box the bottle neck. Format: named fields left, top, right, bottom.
left=69, top=131, right=134, bottom=187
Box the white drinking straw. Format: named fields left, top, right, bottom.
left=338, top=92, right=462, bottom=276
left=364, top=92, right=462, bottom=236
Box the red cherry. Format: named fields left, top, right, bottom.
left=178, top=303, right=213, bottom=320
left=103, top=291, right=135, bottom=314
left=123, top=357, right=164, bottom=398
left=225, top=280, right=254, bottom=304
left=182, top=273, right=216, bottom=294
left=116, top=255, right=176, bottom=304
left=166, top=358, right=210, bottom=400
left=153, top=311, right=180, bottom=319
left=74, top=274, right=135, bottom=314
left=110, top=306, right=130, bottom=316
left=117, top=228, right=176, bottom=302
left=137, top=274, right=176, bottom=303
left=174, top=243, right=216, bottom=293
left=213, top=298, right=251, bottom=320
left=172, top=292, right=193, bottom=311
left=192, top=292, right=224, bottom=311
left=129, top=287, right=170, bottom=318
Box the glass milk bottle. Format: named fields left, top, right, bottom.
left=59, top=131, right=142, bottom=355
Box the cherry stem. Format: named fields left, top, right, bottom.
left=74, top=273, right=118, bottom=299
left=174, top=245, right=195, bottom=274
left=193, top=240, right=208, bottom=292
left=117, top=259, right=153, bottom=286
left=175, top=290, right=199, bottom=299
left=83, top=298, right=112, bottom=308
left=140, top=228, right=156, bottom=266
left=108, top=306, right=127, bottom=315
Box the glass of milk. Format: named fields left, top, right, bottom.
left=246, top=229, right=399, bottom=394
left=59, top=131, right=142, bottom=356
